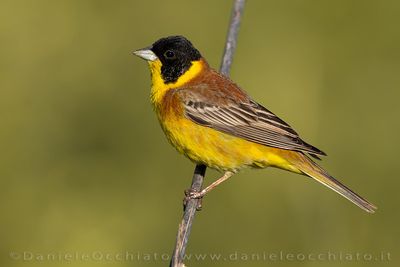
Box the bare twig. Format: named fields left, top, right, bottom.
left=220, top=0, right=246, bottom=76
left=170, top=164, right=206, bottom=267
left=169, top=1, right=246, bottom=266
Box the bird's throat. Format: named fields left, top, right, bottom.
left=149, top=59, right=205, bottom=105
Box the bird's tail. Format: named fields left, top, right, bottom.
left=288, top=153, right=377, bottom=213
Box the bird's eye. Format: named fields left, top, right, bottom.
left=164, top=50, right=176, bottom=59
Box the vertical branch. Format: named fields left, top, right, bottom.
left=170, top=1, right=246, bottom=266
left=170, top=164, right=206, bottom=267
left=220, top=0, right=246, bottom=76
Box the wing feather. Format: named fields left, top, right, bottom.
left=180, top=89, right=325, bottom=157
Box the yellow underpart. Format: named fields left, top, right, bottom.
left=147, top=59, right=302, bottom=173
left=161, top=113, right=302, bottom=173
left=149, top=59, right=204, bottom=105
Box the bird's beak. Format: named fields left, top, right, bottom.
left=133, top=47, right=158, bottom=61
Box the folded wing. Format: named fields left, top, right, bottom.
left=178, top=86, right=326, bottom=158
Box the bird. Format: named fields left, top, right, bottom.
left=133, top=35, right=376, bottom=213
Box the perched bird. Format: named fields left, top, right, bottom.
left=134, top=35, right=376, bottom=213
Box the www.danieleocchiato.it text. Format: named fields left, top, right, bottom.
left=9, top=250, right=391, bottom=263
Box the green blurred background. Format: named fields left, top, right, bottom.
left=1, top=0, right=399, bottom=266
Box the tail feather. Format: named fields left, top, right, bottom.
left=292, top=153, right=377, bottom=213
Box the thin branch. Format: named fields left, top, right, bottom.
left=220, top=0, right=246, bottom=76
left=170, top=164, right=206, bottom=267
left=169, top=1, right=246, bottom=266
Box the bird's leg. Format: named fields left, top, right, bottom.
left=187, top=171, right=234, bottom=200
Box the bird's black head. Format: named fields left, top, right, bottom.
left=135, top=36, right=202, bottom=84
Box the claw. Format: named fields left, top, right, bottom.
left=183, top=189, right=203, bottom=211
left=195, top=198, right=203, bottom=211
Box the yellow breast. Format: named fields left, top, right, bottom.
left=147, top=58, right=300, bottom=173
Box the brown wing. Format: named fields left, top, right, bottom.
left=177, top=70, right=326, bottom=157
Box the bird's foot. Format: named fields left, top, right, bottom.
left=183, top=189, right=204, bottom=211
left=185, top=188, right=206, bottom=199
